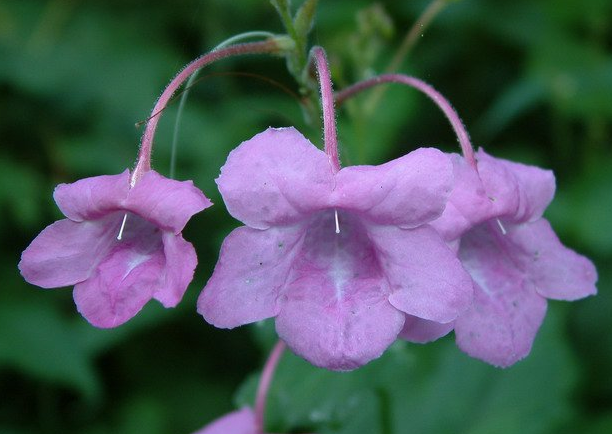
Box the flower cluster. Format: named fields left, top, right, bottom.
left=197, top=127, right=597, bottom=370
left=197, top=127, right=474, bottom=370
left=18, top=42, right=597, bottom=374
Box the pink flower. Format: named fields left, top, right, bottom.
left=198, top=127, right=473, bottom=370
left=426, top=149, right=597, bottom=367
left=191, top=408, right=256, bottom=434
left=19, top=169, right=211, bottom=328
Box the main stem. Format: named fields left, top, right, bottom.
left=311, top=46, right=341, bottom=174
left=335, top=74, right=476, bottom=168
left=254, top=340, right=286, bottom=434
left=132, top=40, right=282, bottom=185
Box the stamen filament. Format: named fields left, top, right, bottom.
left=117, top=213, right=128, bottom=241
left=496, top=218, right=507, bottom=235
left=334, top=209, right=341, bottom=234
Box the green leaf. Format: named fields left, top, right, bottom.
left=236, top=307, right=578, bottom=434
left=474, top=78, right=546, bottom=142
left=0, top=300, right=101, bottom=399
left=293, top=0, right=318, bottom=40
left=546, top=159, right=612, bottom=255
left=269, top=0, right=295, bottom=34
left=0, top=158, right=46, bottom=230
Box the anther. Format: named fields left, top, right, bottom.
left=496, top=218, right=507, bottom=235
left=117, top=213, right=128, bottom=240
left=334, top=209, right=340, bottom=234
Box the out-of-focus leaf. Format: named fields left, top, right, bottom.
left=567, top=262, right=612, bottom=410
left=293, top=0, right=318, bottom=41
left=0, top=264, right=171, bottom=400
left=0, top=158, right=46, bottom=229
left=527, top=33, right=612, bottom=119
left=237, top=307, right=577, bottom=434
left=0, top=300, right=100, bottom=399
left=546, top=159, right=612, bottom=255
left=474, top=78, right=546, bottom=141
left=269, top=0, right=294, bottom=33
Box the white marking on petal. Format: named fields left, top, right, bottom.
left=330, top=235, right=352, bottom=301
left=122, top=252, right=150, bottom=280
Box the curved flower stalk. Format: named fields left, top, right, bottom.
left=337, top=73, right=598, bottom=367
left=197, top=127, right=473, bottom=370
left=19, top=40, right=285, bottom=327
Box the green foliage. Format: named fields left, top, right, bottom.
left=293, top=0, right=318, bottom=41
left=0, top=0, right=610, bottom=433
left=238, top=308, right=578, bottom=434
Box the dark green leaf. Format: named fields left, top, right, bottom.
left=293, top=0, right=318, bottom=41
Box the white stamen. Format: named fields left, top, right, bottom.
left=117, top=213, right=128, bottom=240
left=496, top=218, right=507, bottom=235
left=334, top=209, right=340, bottom=234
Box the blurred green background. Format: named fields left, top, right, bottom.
left=1, top=0, right=611, bottom=433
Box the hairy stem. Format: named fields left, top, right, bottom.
left=169, top=31, right=276, bottom=179
left=336, top=74, right=476, bottom=167
left=133, top=39, right=283, bottom=185
left=254, top=340, right=286, bottom=434
left=311, top=46, right=341, bottom=173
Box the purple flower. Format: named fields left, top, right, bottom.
left=427, top=149, right=597, bottom=367
left=191, top=408, right=256, bottom=434
left=19, top=169, right=211, bottom=328
left=198, top=127, right=473, bottom=370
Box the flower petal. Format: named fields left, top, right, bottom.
left=73, top=224, right=164, bottom=328
left=198, top=225, right=305, bottom=328
left=477, top=149, right=556, bottom=223
left=454, top=222, right=548, bottom=367
left=126, top=170, right=211, bottom=233
left=430, top=153, right=493, bottom=242
left=154, top=232, right=198, bottom=307
left=53, top=171, right=131, bottom=221
left=500, top=219, right=597, bottom=300
left=276, top=274, right=405, bottom=371
left=19, top=218, right=116, bottom=288
left=374, top=225, right=473, bottom=323
left=399, top=315, right=454, bottom=343
left=276, top=210, right=405, bottom=370
left=216, top=127, right=334, bottom=229
left=191, top=408, right=256, bottom=434
left=332, top=147, right=453, bottom=228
